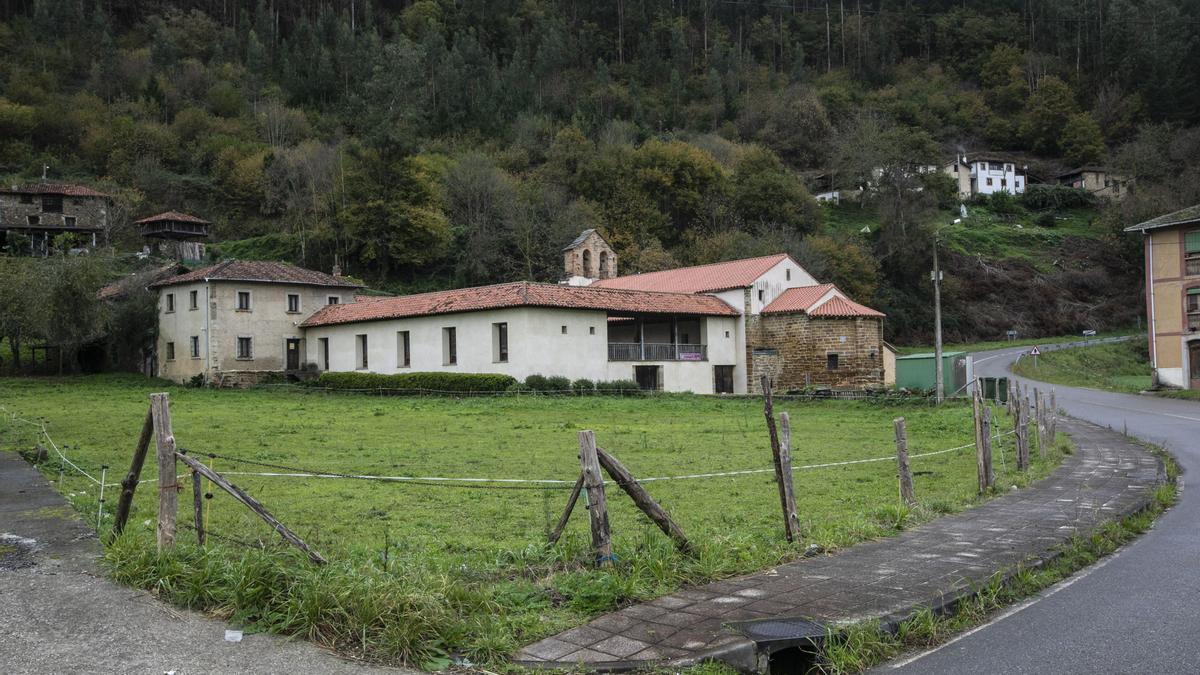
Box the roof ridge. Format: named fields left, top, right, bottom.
left=604, top=253, right=788, bottom=281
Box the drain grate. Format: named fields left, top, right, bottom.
left=732, top=616, right=827, bottom=643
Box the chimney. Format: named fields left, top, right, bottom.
left=332, top=263, right=342, bottom=277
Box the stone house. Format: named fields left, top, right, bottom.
left=0, top=183, right=111, bottom=255
left=1058, top=166, right=1128, bottom=201
left=151, top=260, right=361, bottom=385
left=1126, top=205, right=1200, bottom=390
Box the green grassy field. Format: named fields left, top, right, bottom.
left=0, top=375, right=1064, bottom=668
left=1011, top=339, right=1153, bottom=393
left=894, top=330, right=1141, bottom=356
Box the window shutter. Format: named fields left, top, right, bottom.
left=1186, top=231, right=1200, bottom=253
left=1188, top=287, right=1200, bottom=295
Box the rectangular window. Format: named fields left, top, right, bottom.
left=786, top=269, right=791, bottom=281
left=165, top=342, right=175, bottom=360
left=494, top=323, right=508, bottom=362
left=397, top=331, right=411, bottom=368
left=589, top=326, right=596, bottom=335
left=287, top=293, right=300, bottom=313
left=165, top=293, right=175, bottom=312
left=189, top=336, right=200, bottom=358
left=356, top=334, right=368, bottom=369
left=986, top=177, right=993, bottom=187
left=758, top=289, right=765, bottom=302
left=64, top=216, right=76, bottom=228
left=41, top=195, right=62, bottom=213
left=236, top=337, right=253, bottom=359
left=236, top=291, right=251, bottom=311
left=1188, top=290, right=1200, bottom=331
left=189, top=290, right=198, bottom=310
left=319, top=337, right=329, bottom=370
left=827, top=353, right=840, bottom=371
left=26, top=215, right=39, bottom=225
left=1186, top=232, right=1200, bottom=276
left=561, top=325, right=568, bottom=334
left=443, top=327, right=457, bottom=365
left=327, top=296, right=340, bottom=305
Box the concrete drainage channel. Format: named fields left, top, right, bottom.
left=729, top=617, right=829, bottom=673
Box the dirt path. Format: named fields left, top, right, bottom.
left=0, top=450, right=408, bottom=675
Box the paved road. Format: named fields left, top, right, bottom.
left=879, top=343, right=1200, bottom=674
left=0, top=450, right=408, bottom=675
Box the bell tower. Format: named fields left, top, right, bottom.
left=562, top=229, right=617, bottom=282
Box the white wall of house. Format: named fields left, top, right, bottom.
left=157, top=281, right=208, bottom=382
left=970, top=161, right=1025, bottom=195
left=747, top=258, right=818, bottom=314
left=304, top=307, right=741, bottom=394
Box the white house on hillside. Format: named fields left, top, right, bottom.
left=943, top=154, right=1027, bottom=198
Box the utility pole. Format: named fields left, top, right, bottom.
left=932, top=236, right=944, bottom=404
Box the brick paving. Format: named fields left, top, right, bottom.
left=514, top=419, right=1164, bottom=672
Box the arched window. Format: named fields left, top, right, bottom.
left=582, top=249, right=593, bottom=277
left=599, top=251, right=609, bottom=278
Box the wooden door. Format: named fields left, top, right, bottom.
left=1190, top=342, right=1200, bottom=390
left=286, top=338, right=301, bottom=370
left=714, top=365, right=734, bottom=394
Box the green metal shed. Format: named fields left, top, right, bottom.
left=894, top=351, right=972, bottom=394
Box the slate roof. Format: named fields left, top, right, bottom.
left=134, top=211, right=210, bottom=225
left=3, top=183, right=110, bottom=198
left=301, top=281, right=739, bottom=327
left=149, top=260, right=361, bottom=289
left=562, top=229, right=598, bottom=251
left=762, top=284, right=884, bottom=318
left=591, top=253, right=792, bottom=294
left=1125, top=204, right=1200, bottom=232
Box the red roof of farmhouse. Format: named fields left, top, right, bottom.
left=4, top=183, right=110, bottom=198
left=591, top=253, right=791, bottom=293
left=149, top=260, right=361, bottom=288
left=302, top=281, right=739, bottom=327
left=134, top=210, right=211, bottom=225
left=762, top=285, right=884, bottom=318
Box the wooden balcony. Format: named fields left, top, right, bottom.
left=608, top=342, right=707, bottom=361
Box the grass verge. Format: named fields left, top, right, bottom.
left=1010, top=337, right=1151, bottom=393
left=0, top=374, right=1063, bottom=669
left=894, top=329, right=1140, bottom=356
left=812, top=443, right=1178, bottom=674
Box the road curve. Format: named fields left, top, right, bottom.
left=877, top=343, right=1200, bottom=674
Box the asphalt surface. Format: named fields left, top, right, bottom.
left=0, top=450, right=408, bottom=675
left=878, top=342, right=1200, bottom=675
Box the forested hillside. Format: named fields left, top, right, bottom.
left=2, top=1, right=1199, bottom=343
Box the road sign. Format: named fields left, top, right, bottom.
left=1082, top=329, right=1097, bottom=337
left=1029, top=345, right=1041, bottom=356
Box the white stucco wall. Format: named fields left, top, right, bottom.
left=304, top=307, right=741, bottom=394
left=157, top=281, right=208, bottom=382
left=970, top=161, right=1025, bottom=195
left=746, top=258, right=819, bottom=314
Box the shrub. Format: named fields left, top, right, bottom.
left=571, top=378, right=595, bottom=395
left=1036, top=212, right=1057, bottom=228
left=544, top=375, right=572, bottom=392
left=595, top=379, right=642, bottom=395
left=506, top=381, right=533, bottom=394
left=1020, top=184, right=1096, bottom=210
left=316, top=371, right=517, bottom=394
left=524, top=374, right=549, bottom=391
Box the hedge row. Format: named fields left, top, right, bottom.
left=514, top=374, right=645, bottom=395
left=315, top=371, right=517, bottom=393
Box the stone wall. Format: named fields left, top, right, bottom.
left=0, top=194, right=108, bottom=232
left=746, top=312, right=884, bottom=393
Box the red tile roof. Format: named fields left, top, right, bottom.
left=4, top=183, right=110, bottom=198
left=762, top=285, right=884, bottom=318
left=134, top=210, right=210, bottom=225
left=591, top=253, right=791, bottom=293
left=149, top=260, right=361, bottom=289
left=301, top=281, right=739, bottom=327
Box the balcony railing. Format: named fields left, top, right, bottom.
left=608, top=343, right=707, bottom=361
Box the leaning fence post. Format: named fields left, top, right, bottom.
left=972, top=388, right=986, bottom=493
left=577, top=431, right=612, bottom=567
left=893, top=418, right=916, bottom=506
left=150, top=393, right=177, bottom=552
left=548, top=473, right=584, bottom=545
left=596, top=447, right=692, bottom=554
left=777, top=412, right=801, bottom=541
left=980, top=407, right=993, bottom=491
left=1015, top=393, right=1029, bottom=471
left=113, top=407, right=154, bottom=536
left=761, top=375, right=797, bottom=542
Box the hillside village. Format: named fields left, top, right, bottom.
left=4, top=3, right=1200, bottom=674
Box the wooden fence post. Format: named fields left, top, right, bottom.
left=548, top=473, right=584, bottom=545
left=176, top=452, right=327, bottom=565
left=150, top=393, right=177, bottom=552
left=577, top=431, right=612, bottom=566
left=1015, top=393, right=1029, bottom=471
left=893, top=418, right=916, bottom=506
left=1035, top=390, right=1047, bottom=458
left=596, top=447, right=692, bottom=554
left=761, top=375, right=797, bottom=542
left=191, top=470, right=205, bottom=546
left=777, top=412, right=801, bottom=540
left=1049, top=391, right=1058, bottom=440
left=112, top=407, right=154, bottom=536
